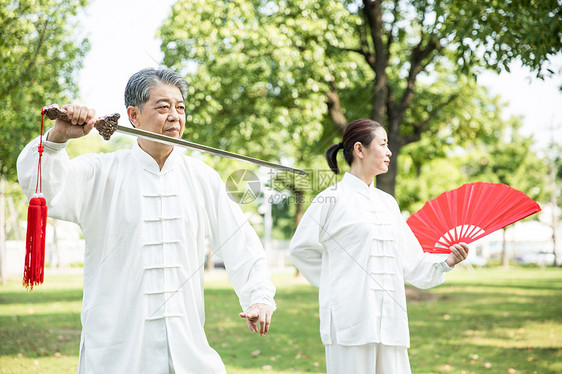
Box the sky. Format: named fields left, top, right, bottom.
left=77, top=0, right=562, bottom=152
left=78, top=0, right=176, bottom=116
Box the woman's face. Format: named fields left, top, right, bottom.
left=360, top=127, right=392, bottom=176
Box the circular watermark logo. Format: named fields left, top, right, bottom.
left=225, top=169, right=261, bottom=204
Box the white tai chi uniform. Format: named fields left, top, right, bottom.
left=18, top=134, right=276, bottom=374
left=290, top=173, right=452, bottom=373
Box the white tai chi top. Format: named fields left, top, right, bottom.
left=18, top=135, right=276, bottom=374
left=290, top=172, right=451, bottom=348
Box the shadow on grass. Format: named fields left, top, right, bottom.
left=442, top=281, right=562, bottom=292
left=0, top=289, right=83, bottom=305
left=410, top=291, right=561, bottom=339
left=442, top=269, right=562, bottom=292
left=410, top=340, right=562, bottom=374
left=0, top=281, right=83, bottom=360
left=0, top=312, right=82, bottom=357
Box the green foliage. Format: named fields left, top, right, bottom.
left=65, top=133, right=133, bottom=159
left=2, top=181, right=27, bottom=241
left=439, top=0, right=562, bottom=77
left=0, top=0, right=90, bottom=181
left=159, top=0, right=559, bottom=192
left=159, top=0, right=359, bottom=165
left=397, top=155, right=467, bottom=213
left=397, top=88, right=549, bottom=213
left=460, top=122, right=548, bottom=204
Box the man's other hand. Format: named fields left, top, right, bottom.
left=239, top=303, right=274, bottom=336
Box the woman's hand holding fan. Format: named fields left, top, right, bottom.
left=445, top=242, right=470, bottom=267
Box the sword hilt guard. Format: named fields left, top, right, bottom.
left=42, top=104, right=120, bottom=140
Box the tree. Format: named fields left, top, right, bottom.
left=0, top=0, right=90, bottom=282
left=0, top=0, right=89, bottom=180
left=544, top=126, right=561, bottom=266
left=459, top=115, right=548, bottom=267
left=159, top=0, right=561, bottom=198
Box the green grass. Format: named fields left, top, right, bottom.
left=408, top=268, right=562, bottom=374
left=0, top=274, right=82, bottom=374
left=1, top=268, right=561, bottom=373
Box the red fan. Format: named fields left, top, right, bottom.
left=406, top=182, right=541, bottom=254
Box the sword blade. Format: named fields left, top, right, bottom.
left=115, top=125, right=306, bottom=175
left=42, top=104, right=305, bottom=175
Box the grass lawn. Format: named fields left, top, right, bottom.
left=0, top=267, right=561, bottom=373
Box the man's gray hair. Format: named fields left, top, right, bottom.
left=124, top=67, right=188, bottom=110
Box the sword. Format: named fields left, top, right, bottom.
left=43, top=105, right=305, bottom=175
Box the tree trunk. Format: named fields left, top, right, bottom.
left=326, top=89, right=348, bottom=130
left=549, top=158, right=559, bottom=267
left=501, top=228, right=509, bottom=268
left=7, top=195, right=22, bottom=240
left=293, top=190, right=305, bottom=277
left=363, top=0, right=388, bottom=124
left=295, top=190, right=304, bottom=227
left=375, top=121, right=402, bottom=196
left=51, top=219, right=61, bottom=268
left=552, top=224, right=558, bottom=267
left=0, top=177, right=6, bottom=284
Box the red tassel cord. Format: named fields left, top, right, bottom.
left=23, top=109, right=48, bottom=290
left=23, top=196, right=47, bottom=289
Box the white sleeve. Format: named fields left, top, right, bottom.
left=16, top=132, right=95, bottom=224
left=204, top=169, right=276, bottom=311
left=399, top=215, right=453, bottom=289
left=289, top=196, right=330, bottom=288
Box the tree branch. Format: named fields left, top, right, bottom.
left=27, top=18, right=50, bottom=76
left=357, top=14, right=376, bottom=70
left=325, top=81, right=347, bottom=131
left=338, top=47, right=375, bottom=70
left=385, top=0, right=400, bottom=57
left=402, top=93, right=459, bottom=145
left=2, top=17, right=50, bottom=96
left=363, top=0, right=388, bottom=123
left=363, top=0, right=384, bottom=65
left=383, top=0, right=400, bottom=130
left=386, top=83, right=396, bottom=129
left=396, top=36, right=441, bottom=120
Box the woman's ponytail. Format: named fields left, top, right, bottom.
left=325, top=142, right=344, bottom=175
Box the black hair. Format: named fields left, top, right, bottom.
left=325, top=119, right=383, bottom=174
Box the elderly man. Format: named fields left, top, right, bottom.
left=17, top=67, right=276, bottom=373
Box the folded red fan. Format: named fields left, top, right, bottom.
left=406, top=182, right=542, bottom=254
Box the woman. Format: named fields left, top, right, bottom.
left=289, top=119, right=468, bottom=373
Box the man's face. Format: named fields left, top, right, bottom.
left=133, top=83, right=185, bottom=138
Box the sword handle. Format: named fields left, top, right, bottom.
left=42, top=104, right=120, bottom=140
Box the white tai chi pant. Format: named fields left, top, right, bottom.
left=325, top=342, right=411, bottom=374
left=325, top=322, right=411, bottom=374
